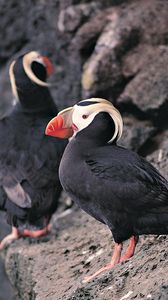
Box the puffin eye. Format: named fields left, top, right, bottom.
left=82, top=114, right=88, bottom=119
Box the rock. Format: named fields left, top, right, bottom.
left=80, top=8, right=124, bottom=98
left=147, top=130, right=168, bottom=180
left=5, top=243, right=36, bottom=300
left=0, top=256, right=15, bottom=300
left=4, top=206, right=168, bottom=300
left=118, top=46, right=168, bottom=123
left=0, top=211, right=16, bottom=300
left=122, top=44, right=158, bottom=78
left=80, top=0, right=168, bottom=98
left=57, top=2, right=102, bottom=33
left=71, top=10, right=108, bottom=63
left=5, top=210, right=109, bottom=300
left=146, top=285, right=168, bottom=300
left=0, top=0, right=30, bottom=62
left=119, top=116, right=155, bottom=152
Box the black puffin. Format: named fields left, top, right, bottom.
left=46, top=98, right=168, bottom=282
left=0, top=51, right=67, bottom=248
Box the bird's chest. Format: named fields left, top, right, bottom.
left=59, top=144, right=109, bottom=223
left=59, top=149, right=87, bottom=198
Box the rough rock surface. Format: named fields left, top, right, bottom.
left=1, top=0, right=168, bottom=299
left=119, top=116, right=155, bottom=152
left=80, top=0, right=168, bottom=100
left=119, top=46, right=168, bottom=122
left=147, top=130, right=168, bottom=180
left=0, top=212, right=16, bottom=300
left=5, top=207, right=168, bottom=300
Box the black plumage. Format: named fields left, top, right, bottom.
left=0, top=52, right=66, bottom=247
left=60, top=112, right=168, bottom=239
left=46, top=98, right=168, bottom=282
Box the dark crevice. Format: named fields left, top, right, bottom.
left=149, top=103, right=168, bottom=129
left=80, top=34, right=101, bottom=63
left=72, top=0, right=125, bottom=7
left=116, top=28, right=141, bottom=61
left=117, top=101, right=150, bottom=121
left=117, top=101, right=168, bottom=129
left=82, top=75, right=132, bottom=105
left=138, top=130, right=161, bottom=157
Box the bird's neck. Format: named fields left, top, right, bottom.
left=76, top=132, right=116, bottom=149
left=67, top=136, right=115, bottom=158
left=17, top=86, right=58, bottom=115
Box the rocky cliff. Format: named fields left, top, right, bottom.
left=1, top=0, right=168, bottom=299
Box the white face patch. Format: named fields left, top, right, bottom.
left=72, top=105, right=98, bottom=134
left=70, top=98, right=123, bottom=142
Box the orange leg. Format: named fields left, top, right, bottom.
left=0, top=227, right=20, bottom=250
left=83, top=243, right=122, bottom=283
left=119, top=235, right=139, bottom=263
left=83, top=235, right=139, bottom=283
left=0, top=223, right=52, bottom=250
left=21, top=224, right=52, bottom=238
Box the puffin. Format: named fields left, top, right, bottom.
left=46, top=98, right=168, bottom=282
left=0, top=51, right=67, bottom=249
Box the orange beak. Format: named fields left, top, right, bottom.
left=45, top=115, right=73, bottom=138
left=42, top=56, right=54, bottom=77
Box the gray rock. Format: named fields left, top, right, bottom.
left=57, top=2, right=102, bottom=33
left=0, top=256, right=15, bottom=300
left=6, top=209, right=168, bottom=300
left=0, top=0, right=30, bottom=62
left=119, top=47, right=168, bottom=121
left=122, top=44, right=158, bottom=78
left=119, top=116, right=155, bottom=152
left=147, top=130, right=168, bottom=180
left=0, top=212, right=16, bottom=300
left=6, top=244, right=36, bottom=300
left=80, top=0, right=168, bottom=98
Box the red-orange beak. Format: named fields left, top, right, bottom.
left=42, top=56, right=54, bottom=77
left=45, top=107, right=74, bottom=138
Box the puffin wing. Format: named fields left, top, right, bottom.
left=86, top=146, right=168, bottom=213
left=0, top=152, right=39, bottom=209
left=1, top=151, right=48, bottom=209
left=3, top=183, right=32, bottom=208
left=0, top=185, right=28, bottom=224
left=1, top=136, right=63, bottom=210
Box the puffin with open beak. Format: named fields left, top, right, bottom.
left=46, top=98, right=168, bottom=282
left=0, top=51, right=67, bottom=249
